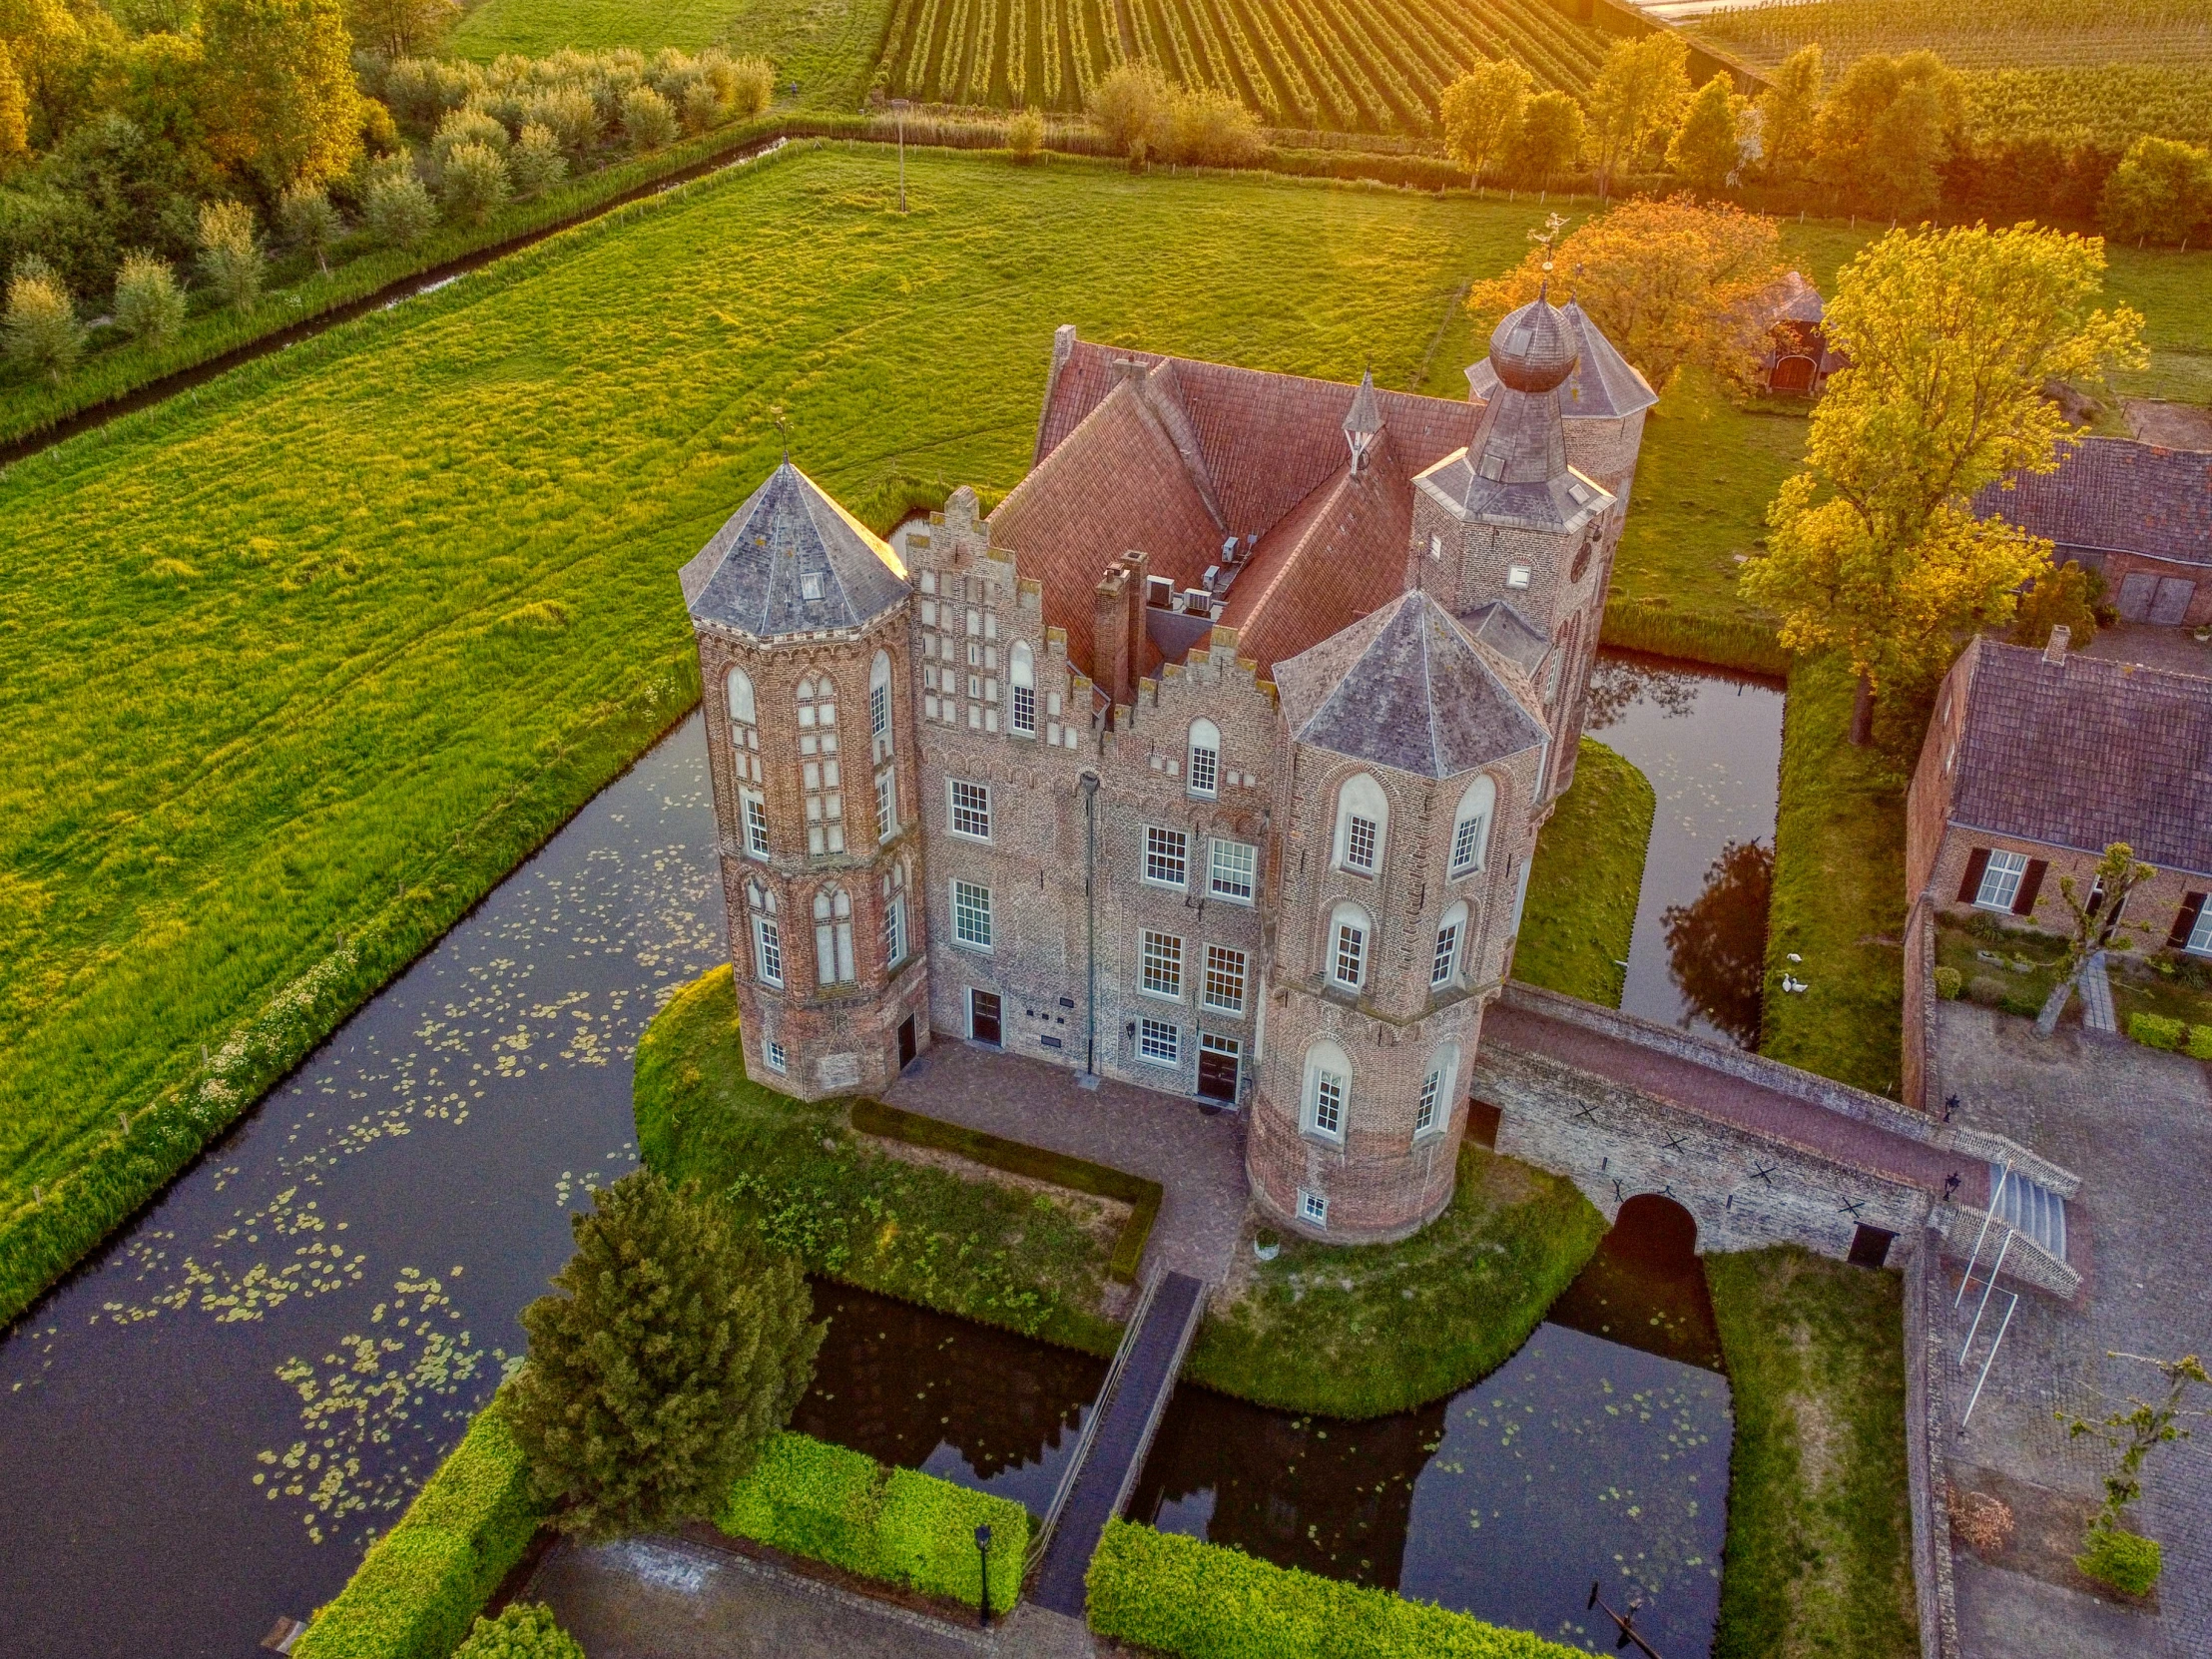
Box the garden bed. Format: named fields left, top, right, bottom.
left=1935, top=912, right=2212, bottom=1039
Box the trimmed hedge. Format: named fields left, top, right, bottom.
left=1085, top=1520, right=1581, bottom=1659
left=849, top=1100, right=1162, bottom=1283
left=2129, top=1011, right=2186, bottom=1050
left=293, top=1400, right=545, bottom=1659
left=717, top=1431, right=1026, bottom=1611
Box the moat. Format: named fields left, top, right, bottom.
left=0, top=660, right=1776, bottom=1658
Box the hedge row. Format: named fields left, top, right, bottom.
left=1085, top=1521, right=1582, bottom=1659
left=717, top=1431, right=1028, bottom=1611
left=849, top=1099, right=1162, bottom=1282
left=293, top=1400, right=545, bottom=1659
left=1600, top=599, right=1790, bottom=680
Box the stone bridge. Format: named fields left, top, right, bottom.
left=1471, top=983, right=2083, bottom=1298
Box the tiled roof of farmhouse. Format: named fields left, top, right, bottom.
left=1465, top=298, right=1658, bottom=418
left=1951, top=638, right=2212, bottom=876
left=681, top=462, right=909, bottom=637
left=996, top=338, right=1482, bottom=675
left=1971, top=436, right=2212, bottom=566
left=1273, top=590, right=1547, bottom=779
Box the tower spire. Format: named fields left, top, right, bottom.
left=1343, top=364, right=1382, bottom=477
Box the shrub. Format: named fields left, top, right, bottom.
left=195, top=199, right=263, bottom=314
left=2077, top=1524, right=2161, bottom=1595
left=1086, top=1521, right=1580, bottom=1658
left=452, top=1603, right=583, bottom=1659
left=2187, top=1024, right=2212, bottom=1060
left=1091, top=59, right=1165, bottom=160
left=112, top=251, right=185, bottom=347
left=1966, top=974, right=2008, bottom=1008
left=620, top=85, right=678, bottom=153
left=1161, top=87, right=1261, bottom=169
left=725, top=54, right=775, bottom=119
left=525, top=85, right=600, bottom=158
left=3, top=257, right=82, bottom=380
left=1007, top=106, right=1045, bottom=161
left=440, top=142, right=511, bottom=227
left=2128, top=1011, right=2185, bottom=1050
left=1935, top=965, right=1963, bottom=1000
left=434, top=106, right=510, bottom=169
left=277, top=182, right=344, bottom=275
left=680, top=78, right=722, bottom=136
left=365, top=170, right=437, bottom=250
left=506, top=124, right=566, bottom=201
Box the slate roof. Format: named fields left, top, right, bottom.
left=1460, top=599, right=1550, bottom=673
left=1949, top=637, right=2212, bottom=875
left=1414, top=393, right=1613, bottom=536
left=1972, top=437, right=2212, bottom=567
left=1272, top=590, right=1548, bottom=779
left=1465, top=298, right=1658, bottom=418
left=681, top=462, right=909, bottom=637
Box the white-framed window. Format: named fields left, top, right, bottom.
left=813, top=886, right=854, bottom=985
left=743, top=793, right=771, bottom=858
left=1187, top=719, right=1220, bottom=799
left=2189, top=900, right=2212, bottom=957
left=727, top=666, right=758, bottom=726
left=1506, top=564, right=1531, bottom=589
left=748, top=881, right=783, bottom=987
left=952, top=879, right=992, bottom=949
left=1210, top=838, right=1257, bottom=903
left=1415, top=1071, right=1441, bottom=1135
left=1416, top=1041, right=1458, bottom=1139
left=1300, top=1189, right=1328, bottom=1226
left=1141, top=929, right=1184, bottom=998
left=1303, top=1038, right=1350, bottom=1141
left=949, top=780, right=991, bottom=842
left=1431, top=899, right=1468, bottom=988
left=765, top=1039, right=787, bottom=1073
left=1010, top=641, right=1036, bottom=736
left=881, top=861, right=908, bottom=966
left=1975, top=849, right=2027, bottom=910
left=1329, top=901, right=1371, bottom=991
left=1334, top=774, right=1387, bottom=875
left=1146, top=826, right=1188, bottom=888
left=1449, top=775, right=1495, bottom=875
left=868, top=650, right=893, bottom=761
left=1203, top=944, right=1247, bottom=1014
left=796, top=677, right=843, bottom=857
left=1139, top=1017, right=1180, bottom=1065
left=726, top=669, right=764, bottom=788
left=874, top=768, right=896, bottom=842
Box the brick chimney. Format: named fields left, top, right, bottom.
left=2044, top=624, right=2070, bottom=666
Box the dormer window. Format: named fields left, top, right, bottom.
left=801, top=572, right=824, bottom=601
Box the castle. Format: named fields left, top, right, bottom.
left=678, top=290, right=1654, bottom=1244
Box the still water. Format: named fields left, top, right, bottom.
left=1584, top=651, right=1787, bottom=1048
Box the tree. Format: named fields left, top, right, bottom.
left=277, top=180, right=342, bottom=273
left=506, top=121, right=565, bottom=199
left=113, top=249, right=185, bottom=345
left=438, top=139, right=507, bottom=225
left=0, top=40, right=27, bottom=169
left=620, top=83, right=677, bottom=152
left=1754, top=43, right=1822, bottom=183
left=1667, top=73, right=1746, bottom=195
left=2007, top=558, right=2098, bottom=652
left=1090, top=58, right=1164, bottom=162
left=506, top=1169, right=823, bottom=1540
left=363, top=164, right=434, bottom=248
left=2035, top=842, right=2155, bottom=1035
left=454, top=1602, right=585, bottom=1659
left=2101, top=136, right=2212, bottom=248
left=724, top=53, right=775, bottom=119
left=1812, top=50, right=1961, bottom=219
left=199, top=0, right=362, bottom=193
left=1465, top=195, right=1784, bottom=393
left=1739, top=225, right=2145, bottom=742
left=343, top=0, right=457, bottom=60
left=1587, top=34, right=1690, bottom=197
left=1006, top=105, right=1044, bottom=162
left=1504, top=88, right=1583, bottom=189
left=2058, top=1352, right=2208, bottom=1537
left=196, top=197, right=263, bottom=311
left=1159, top=84, right=1260, bottom=168
left=1438, top=57, right=1529, bottom=189
left=3, top=254, right=80, bottom=379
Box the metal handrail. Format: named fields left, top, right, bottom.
left=1025, top=1267, right=1163, bottom=1575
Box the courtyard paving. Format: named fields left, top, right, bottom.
left=1935, top=1001, right=2212, bottom=1658
left=882, top=1040, right=1252, bottom=1284
left=2079, top=618, right=2212, bottom=679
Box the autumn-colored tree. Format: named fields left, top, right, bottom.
left=2007, top=559, right=2098, bottom=652
left=1438, top=57, right=1529, bottom=189
left=343, top=0, right=459, bottom=61
left=200, top=0, right=362, bottom=193
left=1740, top=226, right=2145, bottom=742
left=1812, top=50, right=1961, bottom=218
left=1465, top=195, right=1784, bottom=394
left=1754, top=44, right=1823, bottom=182
left=2100, top=136, right=2212, bottom=248
left=1090, top=57, right=1165, bottom=162
left=0, top=40, right=26, bottom=167
left=1667, top=73, right=1747, bottom=194
left=0, top=0, right=100, bottom=147
left=1587, top=34, right=1691, bottom=196
left=1504, top=88, right=1583, bottom=188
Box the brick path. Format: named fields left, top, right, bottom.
left=1935, top=1002, right=2212, bottom=1658
left=883, top=1042, right=1251, bottom=1282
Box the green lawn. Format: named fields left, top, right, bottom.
left=0, top=143, right=1559, bottom=1326
left=1708, top=1248, right=1919, bottom=1659
left=636, top=965, right=1124, bottom=1352
left=1184, top=1144, right=1605, bottom=1418
left=1515, top=737, right=1655, bottom=1008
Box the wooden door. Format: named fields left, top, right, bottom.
left=969, top=990, right=1001, bottom=1046
left=1197, top=1035, right=1239, bottom=1103
left=897, top=1016, right=917, bottom=1070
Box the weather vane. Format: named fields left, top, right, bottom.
left=771, top=404, right=789, bottom=463
left=1529, top=211, right=1570, bottom=274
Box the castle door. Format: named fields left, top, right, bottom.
left=1197, top=1034, right=1240, bottom=1103
left=969, top=989, right=1002, bottom=1046
left=897, top=1016, right=917, bottom=1070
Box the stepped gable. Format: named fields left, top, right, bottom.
left=680, top=461, right=909, bottom=638
left=1273, top=589, right=1547, bottom=780
left=1971, top=436, right=2212, bottom=566
left=1465, top=297, right=1658, bottom=418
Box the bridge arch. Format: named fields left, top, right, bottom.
left=1612, top=1193, right=1699, bottom=1265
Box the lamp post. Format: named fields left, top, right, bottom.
left=890, top=98, right=910, bottom=213
left=974, top=1523, right=993, bottom=1627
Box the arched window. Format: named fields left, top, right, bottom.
left=868, top=651, right=893, bottom=759
left=1431, top=899, right=1469, bottom=988
left=1328, top=900, right=1373, bottom=992
left=1186, top=719, right=1220, bottom=799
left=727, top=668, right=764, bottom=794
left=1449, top=776, right=1495, bottom=875
left=727, top=666, right=758, bottom=727
left=1009, top=641, right=1036, bottom=737
left=1302, top=1038, right=1352, bottom=1141
left=748, top=881, right=783, bottom=987
left=813, top=885, right=854, bottom=985
left=1333, top=774, right=1387, bottom=875
left=880, top=859, right=909, bottom=966
left=1415, top=1040, right=1459, bottom=1139
left=796, top=677, right=844, bottom=857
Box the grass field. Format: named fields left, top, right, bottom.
left=0, top=144, right=1564, bottom=1325
left=1516, top=738, right=1655, bottom=1007
left=1708, top=1247, right=1919, bottom=1659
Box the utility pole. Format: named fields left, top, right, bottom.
left=890, top=98, right=910, bottom=213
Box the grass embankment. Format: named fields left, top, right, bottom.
left=1516, top=737, right=1656, bottom=1007
left=1708, top=1248, right=1919, bottom=1659
left=636, top=967, right=1123, bottom=1352
left=0, top=143, right=1554, bottom=1328
left=1185, top=1144, right=1605, bottom=1418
